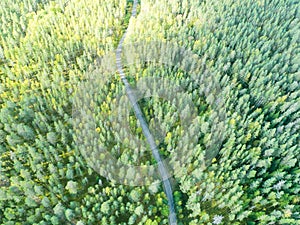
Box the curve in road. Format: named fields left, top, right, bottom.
left=115, top=1, right=177, bottom=224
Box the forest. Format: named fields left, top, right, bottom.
left=0, top=0, right=299, bottom=224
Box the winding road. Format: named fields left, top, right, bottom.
left=115, top=0, right=177, bottom=224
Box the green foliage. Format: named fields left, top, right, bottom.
left=0, top=0, right=299, bottom=224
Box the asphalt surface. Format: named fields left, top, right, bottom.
left=115, top=1, right=177, bottom=224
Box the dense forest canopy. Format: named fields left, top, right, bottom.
left=0, top=0, right=299, bottom=224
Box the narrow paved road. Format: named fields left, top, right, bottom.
left=115, top=1, right=177, bottom=224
